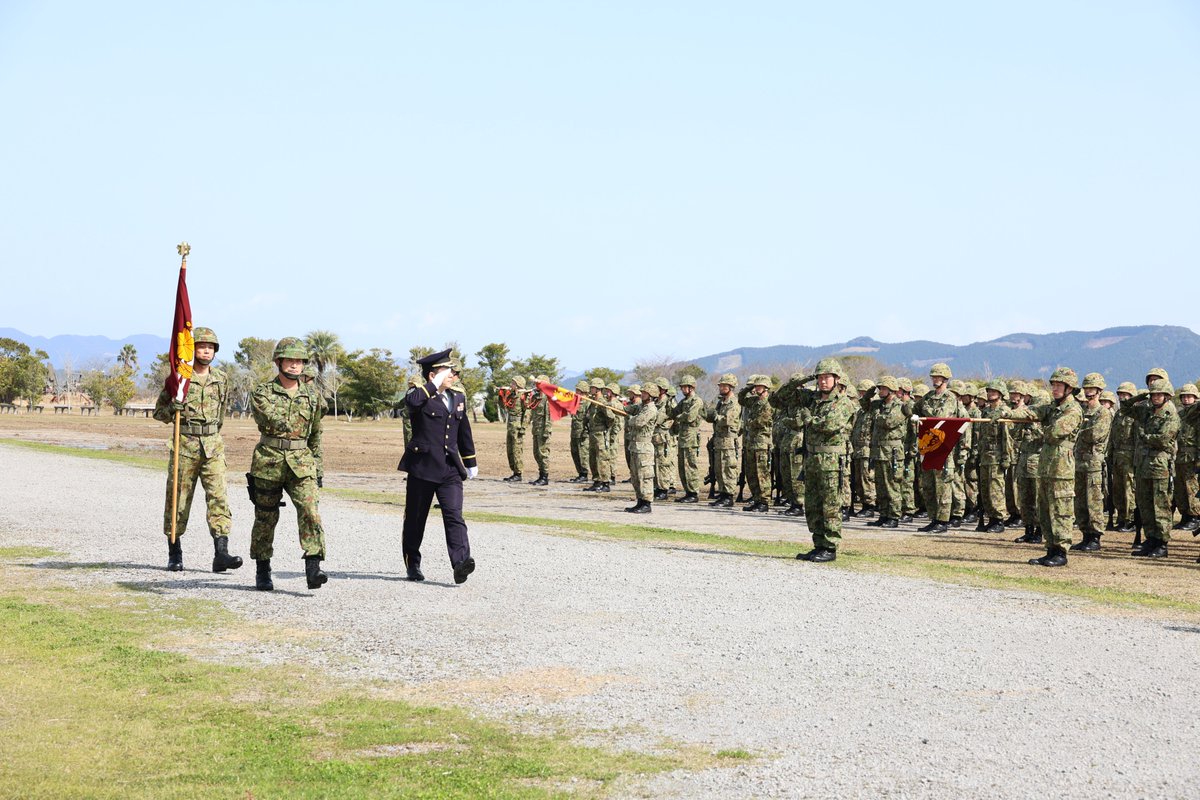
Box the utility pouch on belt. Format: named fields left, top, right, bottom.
left=246, top=473, right=286, bottom=510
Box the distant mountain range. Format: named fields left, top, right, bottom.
left=688, top=325, right=1200, bottom=384
left=0, top=328, right=168, bottom=369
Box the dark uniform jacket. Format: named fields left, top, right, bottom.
left=398, top=381, right=477, bottom=482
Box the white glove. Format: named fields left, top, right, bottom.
left=911, top=414, right=921, bottom=422
left=431, top=367, right=452, bottom=389
left=467, top=466, right=478, bottom=479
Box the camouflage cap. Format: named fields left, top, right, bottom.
left=897, top=377, right=914, bottom=393
left=814, top=358, right=844, bottom=379
left=678, top=374, right=697, bottom=388
left=718, top=373, right=738, bottom=387
left=858, top=378, right=877, bottom=393
left=1178, top=383, right=1199, bottom=398
left=1082, top=372, right=1106, bottom=390
left=606, top=382, right=621, bottom=394
left=512, top=375, right=527, bottom=389
left=985, top=378, right=1008, bottom=395
left=877, top=375, right=900, bottom=392
left=1146, top=367, right=1169, bottom=384
left=1149, top=380, right=1175, bottom=396
left=192, top=326, right=219, bottom=351
left=928, top=363, right=952, bottom=379
left=535, top=374, right=550, bottom=384
left=1099, top=390, right=1117, bottom=405
left=1049, top=367, right=1078, bottom=389
left=590, top=377, right=606, bottom=390
left=273, top=337, right=309, bottom=361
left=642, top=383, right=661, bottom=398
left=1116, top=381, right=1137, bottom=396
left=913, top=382, right=930, bottom=397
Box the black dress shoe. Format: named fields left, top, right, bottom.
left=453, top=558, right=476, bottom=584
left=985, top=520, right=1006, bottom=534
left=406, top=562, right=425, bottom=581
left=1029, top=547, right=1067, bottom=567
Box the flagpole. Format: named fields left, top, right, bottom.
left=575, top=392, right=629, bottom=417
left=169, top=243, right=189, bottom=545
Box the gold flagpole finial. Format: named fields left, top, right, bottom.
left=177, top=242, right=191, bottom=264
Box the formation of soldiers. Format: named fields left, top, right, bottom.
left=501, top=361, right=1200, bottom=567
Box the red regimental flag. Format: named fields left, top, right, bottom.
left=917, top=417, right=971, bottom=471
left=497, top=387, right=513, bottom=409
left=163, top=264, right=193, bottom=403
left=536, top=381, right=581, bottom=421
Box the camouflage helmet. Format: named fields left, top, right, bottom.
left=642, top=383, right=661, bottom=398
left=974, top=384, right=989, bottom=400
left=718, top=373, right=738, bottom=387
left=985, top=378, right=1008, bottom=395
left=858, top=379, right=876, bottom=393
left=1178, top=383, right=1199, bottom=399
left=1146, top=367, right=1169, bottom=385
left=877, top=375, right=900, bottom=392
left=302, top=363, right=318, bottom=379
left=749, top=374, right=771, bottom=388
left=590, top=377, right=606, bottom=390
left=1149, top=380, right=1175, bottom=397
left=1048, top=367, right=1078, bottom=389
left=1116, top=381, right=1137, bottom=396
left=1082, top=372, right=1106, bottom=390
left=575, top=380, right=590, bottom=392
left=913, top=382, right=930, bottom=397
left=947, top=379, right=964, bottom=394
left=1099, top=390, right=1117, bottom=405
left=929, top=362, right=952, bottom=379
left=1035, top=389, right=1052, bottom=404
left=512, top=375, right=527, bottom=389
left=1008, top=380, right=1026, bottom=396
left=678, top=374, right=697, bottom=388
left=273, top=337, right=309, bottom=361
left=897, top=377, right=914, bottom=393
left=192, top=326, right=219, bottom=352
left=814, top=358, right=844, bottom=379
left=627, top=383, right=642, bottom=395
left=606, top=382, right=621, bottom=395
left=655, top=377, right=670, bottom=391
left=535, top=374, right=550, bottom=384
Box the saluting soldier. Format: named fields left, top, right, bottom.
left=1121, top=376, right=1180, bottom=558
left=153, top=326, right=243, bottom=573
left=248, top=337, right=328, bottom=591
left=705, top=374, right=743, bottom=508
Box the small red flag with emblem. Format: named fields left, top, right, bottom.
left=918, top=417, right=971, bottom=471
left=535, top=380, right=582, bottom=420
left=163, top=259, right=194, bottom=403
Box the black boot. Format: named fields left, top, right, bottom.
left=929, top=521, right=949, bottom=534
left=654, top=489, right=669, bottom=500
left=841, top=507, right=850, bottom=522
left=598, top=482, right=611, bottom=493
left=949, top=515, right=963, bottom=528
left=1029, top=546, right=1067, bottom=567
left=255, top=559, right=273, bottom=591
left=785, top=504, right=805, bottom=517
left=880, top=517, right=898, bottom=529
left=974, top=515, right=988, bottom=532
left=1131, top=538, right=1160, bottom=557
left=1005, top=513, right=1022, bottom=527
left=675, top=492, right=699, bottom=503
left=166, top=538, right=183, bottom=571
left=900, top=513, right=914, bottom=524
left=797, top=547, right=836, bottom=563
left=918, top=520, right=939, bottom=533
left=630, top=500, right=651, bottom=514
left=583, top=481, right=601, bottom=492
left=718, top=495, right=734, bottom=508
left=708, top=493, right=726, bottom=507
left=304, top=555, right=328, bottom=589
left=1070, top=534, right=1101, bottom=552
left=212, top=536, right=243, bottom=573
left=529, top=474, right=548, bottom=486
left=1013, top=525, right=1041, bottom=544
left=985, top=519, right=1006, bottom=534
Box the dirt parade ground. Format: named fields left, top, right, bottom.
left=3, top=415, right=1200, bottom=798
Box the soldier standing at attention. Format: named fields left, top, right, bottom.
left=584, top=379, right=615, bottom=493
left=623, top=385, right=642, bottom=482
left=654, top=377, right=679, bottom=498
left=705, top=374, right=742, bottom=508
left=851, top=379, right=878, bottom=518
left=569, top=379, right=592, bottom=483
left=1012, top=387, right=1045, bottom=545
left=738, top=375, right=774, bottom=512
left=794, top=359, right=859, bottom=562
left=625, top=383, right=662, bottom=513
left=398, top=350, right=478, bottom=584
left=1121, top=378, right=1180, bottom=558
left=1071, top=373, right=1113, bottom=551
left=866, top=376, right=907, bottom=529
left=1171, top=384, right=1200, bottom=532
left=528, top=374, right=553, bottom=486
left=502, top=376, right=530, bottom=482
left=912, top=364, right=967, bottom=534
left=1109, top=382, right=1139, bottom=532
left=248, top=337, right=328, bottom=591
left=1002, top=368, right=1083, bottom=567
left=667, top=374, right=706, bottom=503
left=770, top=373, right=807, bottom=516
left=606, top=382, right=624, bottom=484
left=947, top=380, right=973, bottom=527
left=974, top=379, right=1012, bottom=534
left=897, top=377, right=917, bottom=523
left=153, top=326, right=242, bottom=573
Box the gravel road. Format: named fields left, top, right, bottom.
left=2, top=444, right=1198, bottom=799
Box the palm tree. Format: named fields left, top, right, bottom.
left=304, top=330, right=343, bottom=375
left=117, top=344, right=138, bottom=371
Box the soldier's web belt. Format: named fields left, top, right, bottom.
left=259, top=435, right=308, bottom=451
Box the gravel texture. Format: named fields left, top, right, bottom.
left=2, top=444, right=1199, bottom=799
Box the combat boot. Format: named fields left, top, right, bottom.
left=918, top=520, right=939, bottom=533
left=784, top=504, right=805, bottom=517
left=899, top=513, right=914, bottom=524
left=854, top=506, right=877, bottom=518
left=583, top=481, right=601, bottom=492
left=949, top=515, right=963, bottom=528
left=598, top=482, right=611, bottom=493
left=879, top=517, right=899, bottom=529
left=529, top=474, right=548, bottom=486
left=708, top=493, right=726, bottom=507
left=255, top=559, right=273, bottom=591
left=1029, top=546, right=1067, bottom=567
left=166, top=538, right=183, bottom=571
left=212, top=536, right=243, bottom=573
left=1069, top=534, right=1101, bottom=552
left=503, top=473, right=522, bottom=483
left=675, top=492, right=699, bottom=504
left=841, top=507, right=850, bottom=522
left=1004, top=513, right=1022, bottom=527
left=929, top=521, right=949, bottom=534
left=797, top=547, right=836, bottom=563
left=304, top=555, right=328, bottom=589
left=654, top=489, right=669, bottom=501
left=985, top=519, right=1006, bottom=534
left=974, top=515, right=988, bottom=532
left=717, top=495, right=734, bottom=508
left=631, top=501, right=651, bottom=514
left=1013, top=525, right=1039, bottom=544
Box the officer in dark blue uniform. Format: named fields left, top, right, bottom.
left=398, top=349, right=478, bottom=583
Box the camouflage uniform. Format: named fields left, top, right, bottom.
left=1072, top=373, right=1113, bottom=542
left=770, top=374, right=807, bottom=513
left=1109, top=382, right=1138, bottom=529
left=504, top=377, right=530, bottom=479
left=739, top=376, right=774, bottom=510
left=623, top=386, right=641, bottom=480
left=911, top=365, right=967, bottom=527
left=796, top=360, right=859, bottom=559
left=705, top=374, right=742, bottom=505
left=960, top=384, right=984, bottom=522
left=850, top=379, right=877, bottom=514
left=666, top=375, right=706, bottom=499
left=569, top=380, right=591, bottom=481
left=898, top=378, right=917, bottom=519
left=585, top=379, right=616, bottom=490
left=1012, top=388, right=1045, bottom=543
left=868, top=376, right=908, bottom=524
left=653, top=377, right=678, bottom=495
left=607, top=383, right=624, bottom=482
left=1121, top=383, right=1180, bottom=549
left=1003, top=368, right=1084, bottom=564
left=625, top=384, right=662, bottom=510
left=249, top=373, right=326, bottom=563
left=399, top=377, right=417, bottom=447
left=975, top=380, right=1012, bottom=530
left=528, top=375, right=553, bottom=483
left=1172, top=384, right=1200, bottom=530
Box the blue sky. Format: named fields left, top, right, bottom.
left=1, top=2, right=1197, bottom=370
